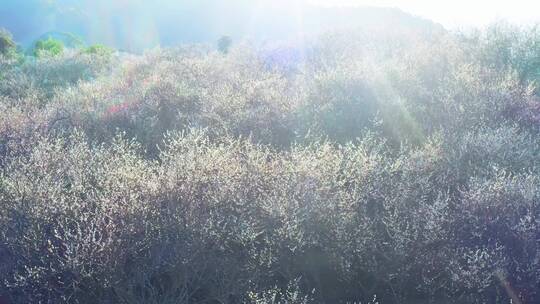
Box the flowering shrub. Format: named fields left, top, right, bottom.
left=0, top=25, right=539, bottom=303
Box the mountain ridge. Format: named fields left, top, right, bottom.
left=0, top=1, right=445, bottom=51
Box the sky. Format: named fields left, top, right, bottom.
left=311, top=0, right=540, bottom=28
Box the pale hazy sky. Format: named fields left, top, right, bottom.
left=309, top=0, right=540, bottom=27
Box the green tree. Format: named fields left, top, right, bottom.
left=0, top=28, right=17, bottom=58
left=83, top=44, right=114, bottom=57
left=217, top=35, right=232, bottom=54
left=32, top=37, right=65, bottom=58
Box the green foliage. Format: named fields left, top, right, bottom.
left=32, top=37, right=65, bottom=58
left=82, top=44, right=114, bottom=57
left=1, top=23, right=540, bottom=304
left=0, top=28, right=15, bottom=54
left=0, top=28, right=20, bottom=61
left=464, top=23, right=540, bottom=94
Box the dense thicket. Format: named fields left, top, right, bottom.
left=0, top=23, right=539, bottom=304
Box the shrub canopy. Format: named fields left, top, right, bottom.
left=32, top=37, right=65, bottom=58
left=0, top=23, right=539, bottom=304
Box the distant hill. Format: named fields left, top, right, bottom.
left=0, top=0, right=445, bottom=51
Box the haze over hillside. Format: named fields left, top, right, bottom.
left=2, top=0, right=540, bottom=303
left=1, top=0, right=443, bottom=51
